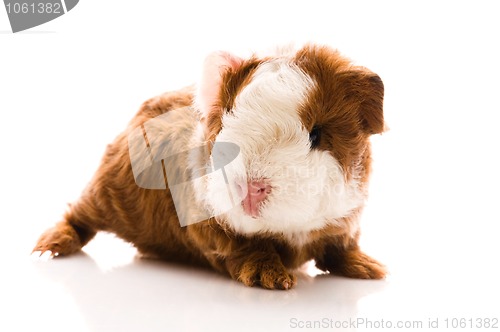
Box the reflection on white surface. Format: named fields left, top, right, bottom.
left=3, top=234, right=387, bottom=332
left=1, top=228, right=497, bottom=332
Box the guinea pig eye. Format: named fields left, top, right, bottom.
left=309, top=126, right=321, bottom=149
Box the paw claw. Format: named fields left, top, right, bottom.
left=320, top=250, right=387, bottom=280
left=237, top=263, right=296, bottom=290
left=33, top=225, right=82, bottom=257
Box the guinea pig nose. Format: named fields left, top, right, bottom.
left=237, top=179, right=271, bottom=218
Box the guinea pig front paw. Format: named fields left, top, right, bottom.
left=32, top=222, right=83, bottom=257
left=230, top=259, right=296, bottom=290
left=339, top=252, right=387, bottom=280
left=317, top=248, right=387, bottom=280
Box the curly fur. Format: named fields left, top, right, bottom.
left=33, top=44, right=386, bottom=290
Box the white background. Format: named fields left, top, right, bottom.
left=1, top=1, right=499, bottom=331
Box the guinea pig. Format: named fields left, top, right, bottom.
left=33, top=44, right=386, bottom=290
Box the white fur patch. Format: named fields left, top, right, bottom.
left=194, top=58, right=364, bottom=246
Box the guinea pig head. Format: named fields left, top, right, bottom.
left=194, top=45, right=384, bottom=240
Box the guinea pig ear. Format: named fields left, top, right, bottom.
left=195, top=51, right=244, bottom=119
left=351, top=69, right=385, bottom=134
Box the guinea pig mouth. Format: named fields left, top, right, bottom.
left=235, top=179, right=272, bottom=218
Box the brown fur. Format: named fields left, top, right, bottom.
left=296, top=45, right=384, bottom=181
left=33, top=45, right=386, bottom=290
left=204, top=57, right=263, bottom=143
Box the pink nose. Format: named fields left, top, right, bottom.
left=236, top=180, right=272, bottom=218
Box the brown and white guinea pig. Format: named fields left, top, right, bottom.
left=33, top=44, right=386, bottom=290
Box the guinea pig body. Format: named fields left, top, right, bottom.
left=34, top=45, right=386, bottom=290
